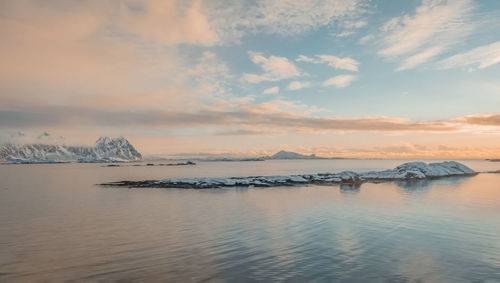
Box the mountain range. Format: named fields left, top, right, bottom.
left=0, top=136, right=142, bottom=163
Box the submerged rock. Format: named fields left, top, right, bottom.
left=101, top=161, right=477, bottom=189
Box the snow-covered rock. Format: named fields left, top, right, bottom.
left=102, top=161, right=476, bottom=189
left=360, top=161, right=475, bottom=180
left=0, top=136, right=142, bottom=163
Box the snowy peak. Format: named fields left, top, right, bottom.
left=95, top=136, right=128, bottom=147
left=91, top=136, right=142, bottom=162
left=0, top=136, right=142, bottom=163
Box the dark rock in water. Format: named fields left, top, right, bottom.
left=207, top=158, right=265, bottom=162
left=102, top=160, right=197, bottom=167
left=101, top=161, right=477, bottom=189
left=144, top=161, right=196, bottom=166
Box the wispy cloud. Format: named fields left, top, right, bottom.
left=323, top=75, right=356, bottom=88
left=316, top=55, right=360, bottom=72
left=296, top=54, right=359, bottom=71
left=396, top=46, right=443, bottom=71
left=242, top=52, right=301, bottom=83
left=379, top=0, right=475, bottom=70
left=208, top=0, right=369, bottom=43
left=185, top=51, right=233, bottom=98
left=439, top=41, right=500, bottom=71
left=288, top=81, right=311, bottom=91
left=331, top=31, right=355, bottom=38
left=263, top=86, right=280, bottom=94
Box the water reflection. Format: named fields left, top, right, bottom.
left=394, top=175, right=473, bottom=191
left=339, top=183, right=361, bottom=193
left=0, top=162, right=499, bottom=281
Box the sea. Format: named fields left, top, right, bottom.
left=0, top=159, right=499, bottom=282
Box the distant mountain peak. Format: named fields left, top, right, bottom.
left=96, top=136, right=111, bottom=143
left=268, top=150, right=318, bottom=159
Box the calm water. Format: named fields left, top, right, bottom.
left=0, top=159, right=499, bottom=282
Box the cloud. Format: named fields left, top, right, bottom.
left=263, top=86, right=280, bottom=95
left=331, top=31, right=354, bottom=38
left=396, top=46, right=443, bottom=71
left=296, top=55, right=317, bottom=63
left=343, top=20, right=368, bottom=29
left=242, top=53, right=301, bottom=83
left=0, top=130, right=66, bottom=145
left=185, top=51, right=233, bottom=99
left=0, top=0, right=370, bottom=50
left=288, top=81, right=311, bottom=91
left=0, top=0, right=236, bottom=115
left=323, top=75, right=356, bottom=88
left=439, top=41, right=500, bottom=71
left=316, top=55, right=359, bottom=72
left=330, top=143, right=500, bottom=159
left=296, top=54, right=359, bottom=71
left=379, top=0, right=475, bottom=70
left=0, top=0, right=184, bottom=103
left=358, top=34, right=374, bottom=44
left=0, top=104, right=474, bottom=134
left=120, top=0, right=218, bottom=46
left=459, top=113, right=500, bottom=126
left=208, top=0, right=370, bottom=42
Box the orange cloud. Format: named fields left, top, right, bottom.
left=460, top=113, right=500, bottom=126
left=120, top=0, right=219, bottom=46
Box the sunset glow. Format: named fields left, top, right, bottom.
left=1, top=0, right=499, bottom=158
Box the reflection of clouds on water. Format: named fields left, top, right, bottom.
left=332, top=226, right=364, bottom=279
left=386, top=247, right=443, bottom=282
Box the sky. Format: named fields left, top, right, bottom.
left=1, top=0, right=499, bottom=158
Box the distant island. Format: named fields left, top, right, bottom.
left=262, top=150, right=347, bottom=160
left=264, top=150, right=319, bottom=159
left=0, top=137, right=142, bottom=163
left=202, top=151, right=326, bottom=161
left=102, top=161, right=477, bottom=189
left=144, top=150, right=345, bottom=162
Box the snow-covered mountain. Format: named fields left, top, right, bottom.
left=0, top=136, right=142, bottom=163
